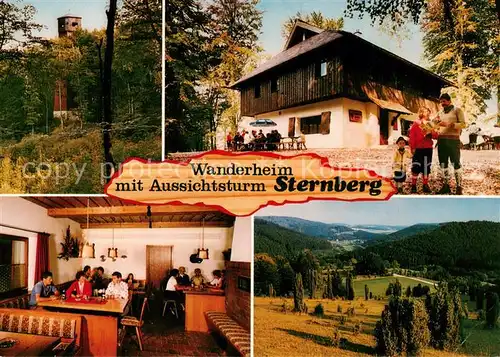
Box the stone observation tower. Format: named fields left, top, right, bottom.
left=57, top=14, right=82, bottom=38
left=54, top=15, right=82, bottom=120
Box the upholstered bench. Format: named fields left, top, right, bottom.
left=205, top=311, right=250, bottom=357
left=0, top=308, right=82, bottom=355
left=0, top=293, right=31, bottom=309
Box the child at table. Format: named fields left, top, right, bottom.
left=209, top=270, right=223, bottom=289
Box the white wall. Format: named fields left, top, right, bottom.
left=0, top=197, right=82, bottom=289
left=230, top=216, right=253, bottom=263
left=82, top=226, right=233, bottom=281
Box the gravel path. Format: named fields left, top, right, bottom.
left=169, top=147, right=500, bottom=195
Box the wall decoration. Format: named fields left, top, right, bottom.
left=57, top=226, right=80, bottom=260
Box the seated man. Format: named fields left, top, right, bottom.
left=29, top=271, right=60, bottom=308
left=92, top=266, right=108, bottom=290
left=105, top=271, right=129, bottom=299
left=67, top=271, right=92, bottom=297
left=209, top=270, right=223, bottom=289
left=177, top=266, right=190, bottom=286
left=83, top=265, right=92, bottom=282
left=165, top=269, right=185, bottom=309
left=191, top=268, right=205, bottom=288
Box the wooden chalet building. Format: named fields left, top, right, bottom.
left=230, top=20, right=454, bottom=148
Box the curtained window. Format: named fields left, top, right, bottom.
left=0, top=234, right=28, bottom=298
left=34, top=233, right=50, bottom=285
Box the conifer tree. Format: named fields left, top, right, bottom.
left=365, top=284, right=369, bottom=300
left=485, top=292, right=499, bottom=329
left=293, top=273, right=306, bottom=313
left=346, top=274, right=355, bottom=300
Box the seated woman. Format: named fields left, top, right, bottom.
left=208, top=270, right=223, bottom=289
left=191, top=268, right=205, bottom=288
left=125, top=273, right=136, bottom=289
left=67, top=271, right=92, bottom=298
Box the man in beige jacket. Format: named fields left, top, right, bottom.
left=435, top=93, right=466, bottom=195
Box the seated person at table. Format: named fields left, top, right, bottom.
left=209, top=270, right=223, bottom=289
left=177, top=266, right=190, bottom=286
left=67, top=271, right=92, bottom=297
left=83, top=265, right=92, bottom=281
left=29, top=271, right=60, bottom=308
left=126, top=273, right=136, bottom=289
left=191, top=268, right=205, bottom=288
left=93, top=266, right=107, bottom=290
left=165, top=269, right=185, bottom=308
left=105, top=271, right=129, bottom=299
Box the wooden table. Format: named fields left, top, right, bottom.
left=38, top=298, right=128, bottom=356
left=0, top=331, right=60, bottom=356
left=184, top=288, right=225, bottom=332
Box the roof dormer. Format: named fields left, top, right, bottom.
left=283, top=19, right=323, bottom=50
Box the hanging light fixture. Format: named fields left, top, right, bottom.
left=108, top=229, right=118, bottom=261
left=81, top=197, right=95, bottom=259
left=197, top=218, right=209, bottom=260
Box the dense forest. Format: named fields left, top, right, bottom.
left=0, top=0, right=161, bottom=193
left=255, top=219, right=500, bottom=296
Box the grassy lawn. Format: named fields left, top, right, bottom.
left=254, top=296, right=469, bottom=357
left=353, top=276, right=436, bottom=298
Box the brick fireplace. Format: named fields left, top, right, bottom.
left=225, top=261, right=251, bottom=330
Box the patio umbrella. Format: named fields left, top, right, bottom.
left=249, top=119, right=277, bottom=127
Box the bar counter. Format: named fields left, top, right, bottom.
left=38, top=298, right=128, bottom=356
left=184, top=288, right=225, bottom=332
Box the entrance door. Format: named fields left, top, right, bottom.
left=379, top=109, right=389, bottom=145
left=146, top=245, right=173, bottom=289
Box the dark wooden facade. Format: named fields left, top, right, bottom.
left=236, top=33, right=449, bottom=117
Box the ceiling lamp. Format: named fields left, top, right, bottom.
left=81, top=197, right=95, bottom=259
left=107, top=229, right=118, bottom=261
left=197, top=218, right=209, bottom=260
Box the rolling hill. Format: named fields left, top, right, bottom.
left=254, top=218, right=334, bottom=260
left=365, top=221, right=500, bottom=273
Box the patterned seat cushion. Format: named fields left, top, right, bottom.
left=205, top=311, right=250, bottom=357
left=0, top=312, right=76, bottom=339
left=120, top=316, right=143, bottom=327
left=0, top=295, right=30, bottom=310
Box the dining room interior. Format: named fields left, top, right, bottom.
left=0, top=196, right=251, bottom=356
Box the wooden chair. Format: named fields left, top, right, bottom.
left=119, top=297, right=148, bottom=351
left=162, top=298, right=179, bottom=319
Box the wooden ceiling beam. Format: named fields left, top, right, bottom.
left=47, top=205, right=220, bottom=218
left=84, top=221, right=234, bottom=229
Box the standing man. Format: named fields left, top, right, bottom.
left=435, top=93, right=466, bottom=195
left=29, top=271, right=60, bottom=308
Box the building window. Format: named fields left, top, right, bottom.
left=300, top=115, right=322, bottom=134
left=271, top=78, right=279, bottom=93
left=254, top=84, right=261, bottom=98
left=0, top=234, right=28, bottom=298
left=401, top=119, right=412, bottom=136
left=315, top=61, right=328, bottom=78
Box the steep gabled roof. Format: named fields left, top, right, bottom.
left=230, top=27, right=454, bottom=89
left=283, top=19, right=323, bottom=51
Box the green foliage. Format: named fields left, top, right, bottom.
left=477, top=288, right=485, bottom=311
left=366, top=221, right=500, bottom=277
left=275, top=255, right=295, bottom=296
left=365, top=284, right=370, bottom=300
left=375, top=297, right=430, bottom=356
left=428, top=284, right=464, bottom=350
left=293, top=273, right=306, bottom=313
left=406, top=286, right=412, bottom=297
left=485, top=292, right=499, bottom=329
left=346, top=274, right=355, bottom=300
left=57, top=226, right=80, bottom=260
left=282, top=11, right=344, bottom=38
left=254, top=219, right=332, bottom=261
left=313, top=303, right=324, bottom=317
left=254, top=253, right=280, bottom=296
left=422, top=0, right=499, bottom=120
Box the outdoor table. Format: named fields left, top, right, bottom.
left=0, top=331, right=60, bottom=356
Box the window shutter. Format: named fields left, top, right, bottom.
left=288, top=117, right=296, bottom=137
left=320, top=112, right=331, bottom=135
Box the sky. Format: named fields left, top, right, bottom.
left=256, top=197, right=500, bottom=226
left=23, top=0, right=496, bottom=115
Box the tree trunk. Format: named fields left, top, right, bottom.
left=102, top=0, right=117, bottom=180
